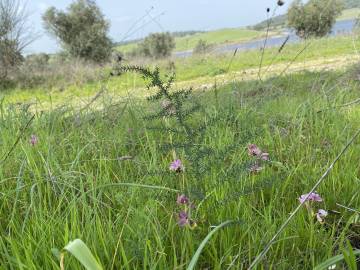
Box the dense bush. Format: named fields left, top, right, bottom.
left=193, top=39, right=212, bottom=54
left=288, top=0, right=343, bottom=38
left=136, top=32, right=176, bottom=59
left=25, top=54, right=50, bottom=70
left=0, top=54, right=105, bottom=90
left=42, top=0, right=113, bottom=63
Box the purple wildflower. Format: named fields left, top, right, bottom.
left=261, top=152, right=270, bottom=161
left=248, top=144, right=262, bottom=157
left=249, top=164, right=264, bottom=174
left=177, top=211, right=189, bottom=227
left=248, top=144, right=270, bottom=162
left=169, top=159, right=184, bottom=172
left=30, top=135, right=38, bottom=146
left=316, top=209, right=328, bottom=223
left=177, top=194, right=189, bottom=205
left=298, top=192, right=323, bottom=204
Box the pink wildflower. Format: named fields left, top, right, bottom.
left=177, top=194, right=189, bottom=205
left=170, top=159, right=184, bottom=172
left=249, top=164, right=264, bottom=174
left=261, top=152, right=270, bottom=161
left=298, top=192, right=323, bottom=204
left=30, top=135, right=38, bottom=146
left=248, top=144, right=262, bottom=157
left=316, top=209, right=328, bottom=223
left=177, top=211, right=189, bottom=227
left=248, top=144, right=270, bottom=161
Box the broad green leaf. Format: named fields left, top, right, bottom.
left=62, top=239, right=103, bottom=270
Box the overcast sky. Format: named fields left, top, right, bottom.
left=26, top=0, right=294, bottom=54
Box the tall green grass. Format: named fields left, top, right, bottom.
left=1, top=69, right=360, bottom=269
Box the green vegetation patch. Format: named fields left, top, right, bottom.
left=1, top=67, right=360, bottom=268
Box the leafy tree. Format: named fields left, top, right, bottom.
left=137, top=32, right=175, bottom=59
left=42, top=0, right=112, bottom=62
left=0, top=0, right=35, bottom=79
left=288, top=0, right=343, bottom=38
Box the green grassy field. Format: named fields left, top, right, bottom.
left=338, top=8, right=360, bottom=21
left=117, top=28, right=275, bottom=53
left=4, top=34, right=360, bottom=108
left=1, top=25, right=360, bottom=269
left=1, top=64, right=360, bottom=268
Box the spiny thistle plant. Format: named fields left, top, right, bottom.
left=111, top=63, right=281, bottom=227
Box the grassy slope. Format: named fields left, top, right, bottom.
left=338, top=7, right=360, bottom=21
left=5, top=34, right=360, bottom=107
left=0, top=67, right=360, bottom=269
left=173, top=28, right=271, bottom=51
left=117, top=29, right=272, bottom=53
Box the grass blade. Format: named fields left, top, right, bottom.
left=62, top=239, right=103, bottom=270
left=187, top=220, right=239, bottom=270
left=314, top=250, right=360, bottom=270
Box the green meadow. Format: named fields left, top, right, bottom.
left=1, top=8, right=360, bottom=269
left=1, top=64, right=360, bottom=269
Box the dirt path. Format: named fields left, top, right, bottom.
left=11, top=53, right=360, bottom=111
left=173, top=54, right=360, bottom=92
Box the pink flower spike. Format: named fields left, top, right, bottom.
left=316, top=209, right=328, bottom=223
left=299, top=192, right=323, bottom=204
left=30, top=135, right=38, bottom=146
left=177, top=211, right=189, bottom=227
left=176, top=194, right=189, bottom=205
left=248, top=144, right=262, bottom=157
left=261, top=153, right=270, bottom=161
left=169, top=159, right=184, bottom=172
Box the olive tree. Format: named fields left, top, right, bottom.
left=288, top=0, right=343, bottom=38
left=42, top=0, right=112, bottom=62
left=0, top=0, right=35, bottom=79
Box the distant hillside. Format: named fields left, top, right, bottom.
left=344, top=0, right=360, bottom=9
left=251, top=0, right=360, bottom=30
left=114, top=30, right=204, bottom=48
left=116, top=28, right=271, bottom=53
left=250, top=14, right=287, bottom=30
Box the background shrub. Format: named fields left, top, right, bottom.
left=288, top=0, right=343, bottom=38
left=136, top=32, right=176, bottom=59
left=193, top=39, right=213, bottom=55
